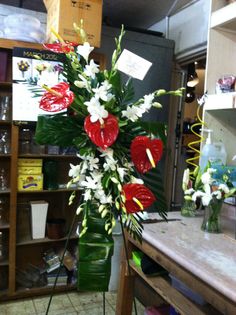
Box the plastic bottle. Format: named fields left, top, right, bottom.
left=199, top=129, right=227, bottom=171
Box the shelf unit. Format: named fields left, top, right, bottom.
left=0, top=39, right=81, bottom=300
left=203, top=0, right=236, bottom=163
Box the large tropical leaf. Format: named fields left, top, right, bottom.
left=78, top=207, right=114, bottom=292
left=35, top=114, right=86, bottom=147
left=139, top=166, right=168, bottom=220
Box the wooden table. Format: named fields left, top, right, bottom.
left=116, top=212, right=236, bottom=315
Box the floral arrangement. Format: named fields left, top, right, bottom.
left=35, top=25, right=183, bottom=291
left=182, top=165, right=236, bottom=231
left=182, top=166, right=235, bottom=206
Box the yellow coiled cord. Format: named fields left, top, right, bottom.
left=186, top=96, right=206, bottom=176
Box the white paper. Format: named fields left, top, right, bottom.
left=116, top=49, right=152, bottom=80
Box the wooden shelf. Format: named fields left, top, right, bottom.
left=0, top=82, right=12, bottom=87
left=0, top=189, right=10, bottom=195
left=18, top=154, right=77, bottom=159
left=17, top=188, right=78, bottom=194
left=204, top=93, right=236, bottom=110
left=0, top=153, right=11, bottom=157
left=0, top=38, right=43, bottom=50
left=211, top=2, right=236, bottom=31
left=130, top=260, right=221, bottom=315
left=0, top=259, right=9, bottom=266
left=0, top=121, right=12, bottom=126
left=17, top=234, right=78, bottom=246
left=0, top=221, right=10, bottom=229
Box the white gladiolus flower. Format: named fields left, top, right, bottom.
left=84, top=97, right=108, bottom=123
left=91, top=171, right=103, bottom=183
left=103, top=158, right=117, bottom=171
left=140, top=93, right=154, bottom=111
left=84, top=59, right=99, bottom=79
left=87, top=156, right=99, bottom=171
left=130, top=176, right=144, bottom=185
left=83, top=189, right=92, bottom=201
left=77, top=42, right=94, bottom=62
left=68, top=163, right=81, bottom=178
left=117, top=167, right=127, bottom=182
left=201, top=171, right=213, bottom=185
left=203, top=183, right=211, bottom=195
left=93, top=81, right=114, bottom=102
left=95, top=189, right=112, bottom=204
left=184, top=188, right=195, bottom=195
left=202, top=193, right=212, bottom=206
left=74, top=74, right=90, bottom=91
left=192, top=191, right=204, bottom=202
left=218, top=183, right=230, bottom=194
left=212, top=190, right=222, bottom=199
left=121, top=106, right=145, bottom=122
left=182, top=168, right=190, bottom=191
left=80, top=176, right=99, bottom=189
left=100, top=148, right=114, bottom=158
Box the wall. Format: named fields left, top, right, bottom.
left=149, top=0, right=211, bottom=61
left=97, top=26, right=174, bottom=123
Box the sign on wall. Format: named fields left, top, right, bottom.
left=12, top=47, right=64, bottom=122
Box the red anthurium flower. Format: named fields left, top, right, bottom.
left=131, top=136, right=163, bottom=174
left=84, top=114, right=119, bottom=150
left=122, top=183, right=156, bottom=214
left=39, top=82, right=74, bottom=112
left=43, top=42, right=77, bottom=53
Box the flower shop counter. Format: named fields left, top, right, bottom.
left=116, top=211, right=236, bottom=315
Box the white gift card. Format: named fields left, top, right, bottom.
left=116, top=49, right=152, bottom=80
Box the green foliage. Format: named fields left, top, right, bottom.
left=78, top=207, right=113, bottom=291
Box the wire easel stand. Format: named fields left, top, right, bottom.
left=119, top=214, right=138, bottom=315
left=45, top=210, right=78, bottom=315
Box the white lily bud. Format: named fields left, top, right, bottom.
left=101, top=209, right=108, bottom=218
left=111, top=177, right=119, bottom=184
left=76, top=206, right=83, bottom=215
left=82, top=218, right=87, bottom=227
left=105, top=223, right=110, bottom=231
left=115, top=201, right=120, bottom=210
left=98, top=205, right=106, bottom=213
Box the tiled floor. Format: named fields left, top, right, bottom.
left=0, top=292, right=145, bottom=315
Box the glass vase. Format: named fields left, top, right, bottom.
left=181, top=199, right=196, bottom=217
left=201, top=201, right=223, bottom=233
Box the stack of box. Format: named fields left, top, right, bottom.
left=18, top=159, right=43, bottom=191
left=43, top=0, right=103, bottom=47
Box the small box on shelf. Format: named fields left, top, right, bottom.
left=18, top=174, right=43, bottom=191
left=43, top=0, right=103, bottom=47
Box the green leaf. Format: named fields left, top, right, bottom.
left=78, top=206, right=114, bottom=292
left=139, top=121, right=167, bottom=145
left=139, top=167, right=167, bottom=219
left=35, top=114, right=84, bottom=147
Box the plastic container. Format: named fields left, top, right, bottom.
left=4, top=14, right=41, bottom=31
left=170, top=274, right=206, bottom=305
left=200, top=129, right=227, bottom=171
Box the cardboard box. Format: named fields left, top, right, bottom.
left=43, top=0, right=103, bottom=47
left=18, top=174, right=43, bottom=191
left=18, top=158, right=43, bottom=167
left=18, top=166, right=42, bottom=175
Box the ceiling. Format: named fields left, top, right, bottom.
left=0, top=0, right=192, bottom=29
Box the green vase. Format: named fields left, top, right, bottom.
left=181, top=199, right=196, bottom=217
left=201, top=201, right=222, bottom=233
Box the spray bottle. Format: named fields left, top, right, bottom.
left=199, top=129, right=227, bottom=171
